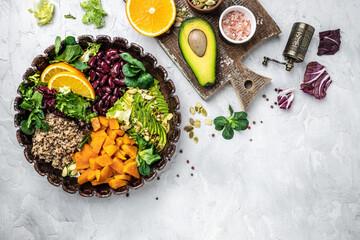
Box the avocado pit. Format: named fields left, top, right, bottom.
left=188, top=29, right=207, bottom=57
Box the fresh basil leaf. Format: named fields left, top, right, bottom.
left=64, top=36, right=77, bottom=46
left=233, top=112, right=247, bottom=120
left=229, top=105, right=234, bottom=116
left=222, top=125, right=234, bottom=140
left=20, top=120, right=35, bottom=135
left=55, top=36, right=61, bottom=56
left=73, top=61, right=90, bottom=71
left=137, top=72, right=154, bottom=89
left=125, top=76, right=139, bottom=88
left=214, top=116, right=228, bottom=128
left=138, top=161, right=151, bottom=176
left=122, top=63, right=139, bottom=77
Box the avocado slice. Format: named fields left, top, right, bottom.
left=179, top=17, right=216, bottom=87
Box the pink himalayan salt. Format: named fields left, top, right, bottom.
left=222, top=11, right=251, bottom=41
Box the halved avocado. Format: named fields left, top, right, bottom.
left=179, top=17, right=216, bottom=87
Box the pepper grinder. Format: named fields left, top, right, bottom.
left=263, top=22, right=315, bottom=71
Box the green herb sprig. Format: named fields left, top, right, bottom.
left=64, top=13, right=76, bottom=19
left=135, top=135, right=161, bottom=176
left=214, top=105, right=249, bottom=140
left=120, top=53, right=154, bottom=89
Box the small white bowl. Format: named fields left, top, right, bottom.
left=219, top=6, right=257, bottom=44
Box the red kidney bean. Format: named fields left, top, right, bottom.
left=110, top=54, right=120, bottom=62
left=89, top=56, right=97, bottom=68
left=95, top=88, right=103, bottom=98
left=95, top=71, right=105, bottom=79
left=110, top=62, right=121, bottom=77
left=97, top=51, right=105, bottom=59
left=104, top=99, right=110, bottom=107
left=106, top=49, right=118, bottom=57
left=89, top=69, right=96, bottom=82
left=100, top=75, right=108, bottom=86
left=92, top=80, right=100, bottom=89
left=113, top=87, right=119, bottom=96
left=100, top=61, right=110, bottom=72
left=96, top=99, right=104, bottom=111
left=120, top=60, right=126, bottom=68
left=102, top=86, right=112, bottom=94
left=108, top=77, right=115, bottom=88
left=104, top=57, right=111, bottom=66
left=119, top=70, right=125, bottom=79
left=113, top=77, right=125, bottom=86
left=119, top=86, right=127, bottom=90
left=96, top=66, right=106, bottom=74
left=110, top=96, right=117, bottom=106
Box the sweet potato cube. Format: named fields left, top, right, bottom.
left=109, top=119, right=120, bottom=130
left=96, top=154, right=113, bottom=167
left=103, top=136, right=115, bottom=148
left=114, top=174, right=131, bottom=181
left=95, top=169, right=101, bottom=181
left=121, top=144, right=138, bottom=159
left=78, top=169, right=93, bottom=184
left=115, top=150, right=127, bottom=160
left=107, top=129, right=118, bottom=140
left=90, top=136, right=106, bottom=154
left=91, top=178, right=110, bottom=186
left=91, top=130, right=107, bottom=140
left=115, top=138, right=123, bottom=147
left=90, top=117, right=101, bottom=131
left=81, top=143, right=98, bottom=160
left=123, top=162, right=140, bottom=179
left=98, top=116, right=109, bottom=127
left=100, top=165, right=111, bottom=181
left=109, top=179, right=128, bottom=189
left=122, top=134, right=135, bottom=145
left=73, top=152, right=90, bottom=170
left=110, top=157, right=125, bottom=173
left=86, top=169, right=97, bottom=181
left=115, top=129, right=125, bottom=137
left=103, top=144, right=119, bottom=157
left=89, top=158, right=102, bottom=170
left=124, top=158, right=135, bottom=165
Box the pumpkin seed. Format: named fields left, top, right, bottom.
left=70, top=169, right=78, bottom=176
left=194, top=137, right=199, bottom=143
left=68, top=163, right=76, bottom=171
left=194, top=120, right=201, bottom=128
left=201, top=108, right=207, bottom=116
left=204, top=118, right=212, bottom=125
left=189, top=118, right=195, bottom=125
left=189, top=131, right=194, bottom=139
left=196, top=102, right=202, bottom=108
left=205, top=0, right=216, bottom=6
left=184, top=125, right=194, bottom=132
left=174, top=22, right=182, bottom=27
left=190, top=107, right=195, bottom=115
left=61, top=167, right=68, bottom=177
left=127, top=88, right=137, bottom=94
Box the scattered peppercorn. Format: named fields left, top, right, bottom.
left=179, top=149, right=183, bottom=153
left=274, top=102, right=278, bottom=105
left=176, top=174, right=180, bottom=178
left=156, top=197, right=159, bottom=200
left=186, top=160, right=189, bottom=164
left=126, top=193, right=129, bottom=197
left=191, top=173, right=193, bottom=176
left=266, top=98, right=269, bottom=101
left=252, top=121, right=256, bottom=124
left=271, top=105, right=274, bottom=108
left=275, top=88, right=278, bottom=92
left=250, top=139, right=253, bottom=142
left=260, top=121, right=263, bottom=123
left=157, top=176, right=160, bottom=180
left=262, top=94, right=266, bottom=98
left=211, top=133, right=215, bottom=137
left=191, top=166, right=195, bottom=170
left=247, top=126, right=251, bottom=130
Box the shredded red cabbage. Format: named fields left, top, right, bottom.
left=35, top=86, right=57, bottom=111
left=300, top=62, right=332, bottom=99
left=277, top=88, right=295, bottom=109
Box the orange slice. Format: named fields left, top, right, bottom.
left=41, top=62, right=81, bottom=83
left=126, top=0, right=176, bottom=37
left=48, top=72, right=95, bottom=99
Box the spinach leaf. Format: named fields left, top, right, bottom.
left=124, top=77, right=139, bottom=88
left=120, top=53, right=146, bottom=72
left=137, top=72, right=154, bottom=89
left=138, top=161, right=151, bottom=176
left=64, top=36, right=77, bottom=46
left=214, top=104, right=249, bottom=140
left=122, top=63, right=140, bottom=77
left=20, top=120, right=35, bottom=135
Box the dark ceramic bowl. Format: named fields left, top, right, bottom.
left=186, top=0, right=223, bottom=13
left=14, top=35, right=181, bottom=198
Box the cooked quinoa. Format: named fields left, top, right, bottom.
left=32, top=113, right=84, bottom=169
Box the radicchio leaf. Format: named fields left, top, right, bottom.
left=301, top=62, right=332, bottom=99
left=317, top=29, right=341, bottom=56
left=35, top=86, right=56, bottom=111
left=277, top=88, right=295, bottom=109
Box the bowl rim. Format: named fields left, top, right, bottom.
left=186, top=0, right=223, bottom=13
left=219, top=5, right=257, bottom=44
left=14, top=35, right=181, bottom=198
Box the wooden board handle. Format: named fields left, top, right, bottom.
left=230, top=62, right=271, bottom=111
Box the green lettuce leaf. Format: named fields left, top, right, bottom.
left=80, top=0, right=107, bottom=28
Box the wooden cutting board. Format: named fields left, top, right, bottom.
left=156, top=0, right=281, bottom=110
